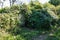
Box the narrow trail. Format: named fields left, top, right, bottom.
left=33, top=34, right=48, bottom=40
left=33, top=31, right=54, bottom=40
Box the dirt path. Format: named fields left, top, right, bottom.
left=33, top=34, right=48, bottom=40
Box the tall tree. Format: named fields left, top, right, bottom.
left=12, top=0, right=16, bottom=5
left=9, top=0, right=16, bottom=6
left=0, top=0, right=5, bottom=8
left=9, top=0, right=12, bottom=6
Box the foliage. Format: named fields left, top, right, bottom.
left=43, top=3, right=56, bottom=13
left=49, top=0, right=60, bottom=6
left=10, top=5, right=20, bottom=11
left=0, top=7, right=10, bottom=13
left=46, top=36, right=59, bottom=40
left=23, top=2, right=58, bottom=30
left=0, top=13, right=20, bottom=31
left=56, top=5, right=60, bottom=15
left=0, top=0, right=60, bottom=40
left=0, top=5, right=24, bottom=32
left=0, top=27, right=40, bottom=40
left=0, top=5, right=20, bottom=13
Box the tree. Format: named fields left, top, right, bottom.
left=49, top=0, right=60, bottom=6
left=9, top=0, right=12, bottom=6
left=12, top=0, right=16, bottom=5
left=0, top=0, right=5, bottom=8
left=9, top=0, right=16, bottom=6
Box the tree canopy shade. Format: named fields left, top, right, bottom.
left=49, top=0, right=60, bottom=6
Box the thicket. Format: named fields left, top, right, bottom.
left=0, top=0, right=60, bottom=40
left=0, top=1, right=60, bottom=34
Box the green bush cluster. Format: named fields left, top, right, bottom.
left=20, top=2, right=59, bottom=30
left=0, top=13, right=20, bottom=31
left=0, top=2, right=59, bottom=31
left=0, top=0, right=60, bottom=40
left=0, top=1, right=60, bottom=33
left=0, top=5, right=24, bottom=32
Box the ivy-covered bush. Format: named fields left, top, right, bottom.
left=0, top=5, right=25, bottom=35
left=0, top=1, right=59, bottom=32
left=22, top=2, right=59, bottom=30
left=0, top=13, right=22, bottom=31
left=26, top=9, right=53, bottom=30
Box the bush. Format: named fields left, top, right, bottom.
left=26, top=9, right=53, bottom=30
left=0, top=5, right=25, bottom=35
left=19, top=2, right=59, bottom=30
left=0, top=13, right=24, bottom=32
left=24, top=3, right=56, bottom=30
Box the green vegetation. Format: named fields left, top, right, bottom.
left=49, top=0, right=60, bottom=6
left=0, top=0, right=60, bottom=40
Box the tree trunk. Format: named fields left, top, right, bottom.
left=9, top=0, right=12, bottom=6
left=12, top=0, right=16, bottom=5
left=1, top=2, right=3, bottom=8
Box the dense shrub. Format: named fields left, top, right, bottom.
left=26, top=9, right=55, bottom=30
left=0, top=0, right=60, bottom=40
left=24, top=2, right=55, bottom=30
left=0, top=13, right=12, bottom=30
left=19, top=2, right=59, bottom=30
left=0, top=1, right=59, bottom=32
left=0, top=13, right=24, bottom=32
left=0, top=5, right=25, bottom=35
